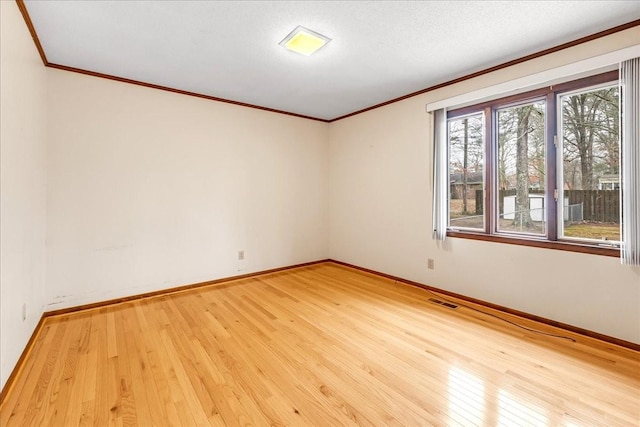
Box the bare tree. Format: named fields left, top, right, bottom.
left=564, top=94, right=600, bottom=189
left=498, top=111, right=516, bottom=189
left=593, top=89, right=620, bottom=176
left=514, top=105, right=534, bottom=229
left=497, top=101, right=544, bottom=230
left=449, top=114, right=483, bottom=216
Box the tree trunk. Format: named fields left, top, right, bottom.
left=571, top=94, right=600, bottom=190
left=514, top=107, right=533, bottom=229
left=579, top=139, right=593, bottom=189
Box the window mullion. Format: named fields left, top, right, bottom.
left=546, top=91, right=558, bottom=241
left=485, top=106, right=495, bottom=234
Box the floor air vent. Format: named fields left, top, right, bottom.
left=428, top=298, right=459, bottom=309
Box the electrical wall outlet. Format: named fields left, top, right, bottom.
left=427, top=258, right=435, bottom=270
left=22, top=303, right=27, bottom=321
left=238, top=250, right=245, bottom=261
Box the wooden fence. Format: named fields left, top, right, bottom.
left=473, top=189, right=619, bottom=222
left=565, top=190, right=619, bottom=223
left=473, top=189, right=544, bottom=215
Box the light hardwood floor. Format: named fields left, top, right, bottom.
left=1, top=262, right=638, bottom=426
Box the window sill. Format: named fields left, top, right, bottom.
left=446, top=230, right=620, bottom=257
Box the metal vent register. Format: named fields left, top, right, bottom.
left=428, top=298, right=459, bottom=310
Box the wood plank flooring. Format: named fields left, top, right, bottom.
left=1, top=262, right=638, bottom=426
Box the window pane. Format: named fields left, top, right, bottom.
left=448, top=113, right=484, bottom=230
left=497, top=101, right=546, bottom=236
left=559, top=85, right=620, bottom=242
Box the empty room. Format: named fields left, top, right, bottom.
left=1, top=1, right=639, bottom=425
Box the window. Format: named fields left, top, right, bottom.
left=558, top=84, right=620, bottom=243
left=448, top=113, right=484, bottom=231
left=446, top=71, right=620, bottom=254
left=496, top=100, right=546, bottom=236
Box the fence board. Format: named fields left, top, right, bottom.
left=489, top=189, right=620, bottom=222
left=562, top=190, right=618, bottom=222
left=468, top=189, right=619, bottom=222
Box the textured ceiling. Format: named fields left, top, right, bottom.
left=23, top=1, right=640, bottom=121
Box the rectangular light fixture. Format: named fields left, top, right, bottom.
left=279, top=25, right=331, bottom=56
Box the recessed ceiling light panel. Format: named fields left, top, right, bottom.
left=279, top=25, right=331, bottom=56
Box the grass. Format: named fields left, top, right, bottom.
left=564, top=222, right=620, bottom=241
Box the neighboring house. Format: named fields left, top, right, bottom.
left=449, top=171, right=483, bottom=199
left=598, top=174, right=620, bottom=190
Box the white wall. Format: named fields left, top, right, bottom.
left=45, top=70, right=329, bottom=309
left=329, top=29, right=640, bottom=344
left=0, top=2, right=49, bottom=389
